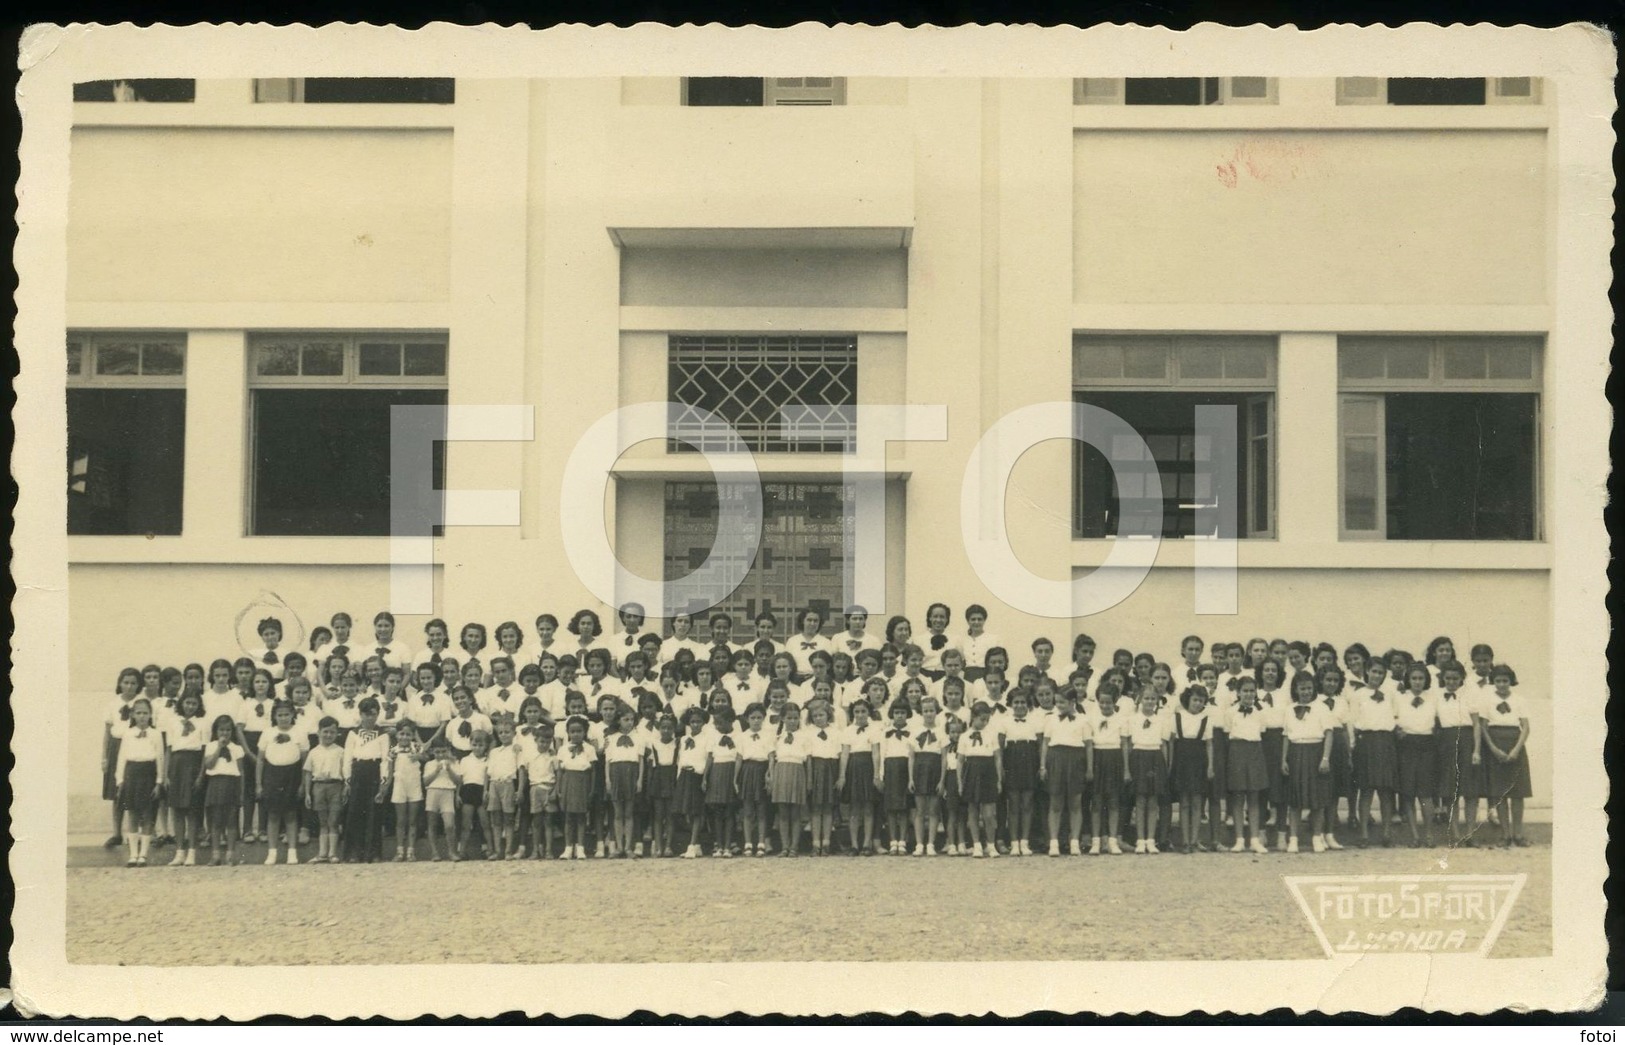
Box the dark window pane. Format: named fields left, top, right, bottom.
left=1124, top=78, right=1204, bottom=105
left=142, top=343, right=185, bottom=376
left=67, top=389, right=185, bottom=535
left=67, top=342, right=83, bottom=376
left=96, top=344, right=141, bottom=376
left=256, top=343, right=300, bottom=377
left=403, top=342, right=448, bottom=376
left=1383, top=393, right=1536, bottom=539
left=74, top=79, right=195, bottom=102
left=358, top=342, right=403, bottom=376
left=686, top=77, right=765, bottom=106
left=1074, top=391, right=1258, bottom=539
left=252, top=388, right=447, bottom=536
left=301, top=343, right=345, bottom=376
left=1387, top=78, right=1487, bottom=106
left=300, top=78, right=455, bottom=104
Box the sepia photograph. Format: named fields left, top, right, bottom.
left=10, top=22, right=1612, bottom=1019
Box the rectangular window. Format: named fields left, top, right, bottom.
left=248, top=333, right=448, bottom=536
left=252, top=78, right=455, bottom=104
left=1072, top=335, right=1276, bottom=539
left=73, top=79, right=195, bottom=103
left=1336, top=77, right=1539, bottom=106
left=667, top=335, right=857, bottom=453
left=67, top=333, right=187, bottom=536
left=1074, top=77, right=1277, bottom=106
left=1338, top=336, right=1541, bottom=540
left=682, top=77, right=847, bottom=106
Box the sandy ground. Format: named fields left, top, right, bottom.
left=66, top=843, right=1548, bottom=965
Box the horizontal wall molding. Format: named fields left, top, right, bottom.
left=73, top=103, right=455, bottom=130
left=67, top=301, right=452, bottom=331
left=1074, top=106, right=1551, bottom=132
left=1071, top=303, right=1551, bottom=334
left=1070, top=539, right=1552, bottom=571
left=620, top=305, right=908, bottom=333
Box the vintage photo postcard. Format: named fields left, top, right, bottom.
left=10, top=21, right=1614, bottom=1019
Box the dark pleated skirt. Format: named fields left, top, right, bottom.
left=1483, top=725, right=1532, bottom=800
left=674, top=767, right=706, bottom=817
left=102, top=735, right=121, bottom=801
left=738, top=760, right=770, bottom=806
left=1130, top=749, right=1166, bottom=798
left=608, top=761, right=639, bottom=805
left=1046, top=747, right=1087, bottom=800
left=882, top=756, right=911, bottom=812
left=960, top=756, right=999, bottom=805
left=1286, top=742, right=1325, bottom=810
left=647, top=763, right=677, bottom=801
left=912, top=751, right=943, bottom=797
left=1170, top=737, right=1209, bottom=795
left=1226, top=738, right=1270, bottom=793
left=166, top=749, right=203, bottom=809
left=1262, top=729, right=1289, bottom=805
left=1094, top=748, right=1125, bottom=801
left=1328, top=727, right=1354, bottom=796
left=118, top=760, right=159, bottom=821
left=1208, top=727, right=1230, bottom=799
left=558, top=767, right=594, bottom=815
left=262, top=761, right=303, bottom=816
left=704, top=762, right=737, bottom=806
left=844, top=751, right=876, bottom=805
left=807, top=757, right=839, bottom=808
left=1396, top=732, right=1436, bottom=797
left=769, top=761, right=808, bottom=805
left=1434, top=725, right=1484, bottom=800
left=1354, top=730, right=1398, bottom=791
left=204, top=774, right=241, bottom=809
left=1003, top=739, right=1039, bottom=792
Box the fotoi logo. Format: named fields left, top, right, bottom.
left=1286, top=874, right=1527, bottom=957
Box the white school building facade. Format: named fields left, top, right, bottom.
left=65, top=75, right=1558, bottom=823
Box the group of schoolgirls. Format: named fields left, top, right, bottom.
left=99, top=602, right=1536, bottom=867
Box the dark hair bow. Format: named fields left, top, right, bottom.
left=421, top=694, right=433, bottom=705
left=1142, top=718, right=1152, bottom=728
left=930, top=634, right=948, bottom=651
left=254, top=703, right=267, bottom=718
left=1496, top=701, right=1511, bottom=715
left=332, top=644, right=349, bottom=657
left=616, top=735, right=634, bottom=748
left=684, top=738, right=696, bottom=750
left=458, top=721, right=472, bottom=738
left=968, top=731, right=983, bottom=746
left=887, top=728, right=910, bottom=739
left=1293, top=705, right=1310, bottom=720
left=800, top=641, right=817, bottom=650
left=918, top=730, right=936, bottom=745
left=817, top=729, right=828, bottom=740
left=718, top=736, right=735, bottom=749
left=1238, top=705, right=1255, bottom=716
left=1411, top=696, right=1424, bottom=708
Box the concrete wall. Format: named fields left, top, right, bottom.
left=69, top=128, right=453, bottom=304
left=1074, top=129, right=1547, bottom=305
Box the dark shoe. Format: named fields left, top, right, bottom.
left=104, top=835, right=123, bottom=848
left=1513, top=836, right=1532, bottom=847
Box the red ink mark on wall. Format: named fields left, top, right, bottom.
left=1216, top=139, right=1321, bottom=187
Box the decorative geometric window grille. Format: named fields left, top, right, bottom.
left=667, top=335, right=858, bottom=453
